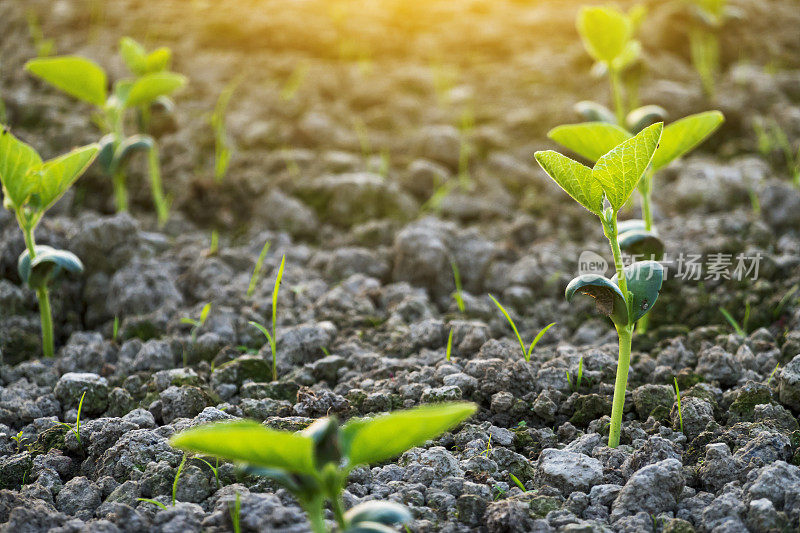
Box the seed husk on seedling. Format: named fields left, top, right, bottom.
left=170, top=402, right=476, bottom=533
left=25, top=43, right=186, bottom=226
left=535, top=122, right=665, bottom=448
left=0, top=129, right=99, bottom=357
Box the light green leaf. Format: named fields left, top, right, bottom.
left=145, top=48, right=172, bottom=73
left=25, top=56, right=107, bottom=106
left=611, top=39, right=641, bottom=72
left=119, top=37, right=147, bottom=75
left=35, top=144, right=99, bottom=213
left=0, top=129, right=42, bottom=210
left=124, top=72, right=186, bottom=108
left=577, top=6, right=632, bottom=65
left=170, top=420, right=316, bottom=475
left=342, top=403, right=476, bottom=467
left=534, top=150, right=603, bottom=215
left=547, top=122, right=631, bottom=163
left=592, top=122, right=663, bottom=211
left=650, top=111, right=724, bottom=171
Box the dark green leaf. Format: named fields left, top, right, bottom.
left=617, top=228, right=664, bottom=260
left=341, top=403, right=476, bottom=468
left=565, top=274, right=628, bottom=326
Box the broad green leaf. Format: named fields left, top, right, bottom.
left=592, top=122, right=663, bottom=211
left=611, top=39, right=642, bottom=72
left=0, top=129, right=42, bottom=210
left=120, top=37, right=147, bottom=75
left=650, top=111, right=724, bottom=171
left=170, top=420, right=316, bottom=475
left=611, top=261, right=664, bottom=322
left=566, top=274, right=629, bottom=326
left=534, top=150, right=603, bottom=215
left=35, top=144, right=99, bottom=212
left=577, top=6, right=632, bottom=65
left=124, top=72, right=186, bottom=108
left=548, top=122, right=631, bottom=163
left=342, top=403, right=476, bottom=467
left=25, top=56, right=107, bottom=106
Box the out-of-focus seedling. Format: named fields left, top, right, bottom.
left=0, top=130, right=98, bottom=357
left=182, top=302, right=212, bottom=344
left=170, top=402, right=476, bottom=533
left=685, top=0, right=741, bottom=97
left=489, top=295, right=555, bottom=362
left=719, top=303, right=749, bottom=337
left=25, top=47, right=186, bottom=226
left=535, top=123, right=665, bottom=447
left=249, top=255, right=286, bottom=381
left=58, top=391, right=86, bottom=447
left=753, top=117, right=800, bottom=186
left=445, top=327, right=454, bottom=361
left=247, top=239, right=271, bottom=298
left=450, top=260, right=465, bottom=313
left=211, top=79, right=238, bottom=184
left=27, top=10, right=56, bottom=58
left=673, top=377, right=684, bottom=434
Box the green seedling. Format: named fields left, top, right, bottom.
left=774, top=285, right=799, bottom=319
left=249, top=254, right=285, bottom=381
left=137, top=498, right=168, bottom=510
left=458, top=107, right=475, bottom=189
left=0, top=130, right=98, bottom=357
left=112, top=316, right=120, bottom=342
left=211, top=79, right=238, bottom=184
left=119, top=37, right=181, bottom=132
left=208, top=229, right=220, bottom=256
left=230, top=492, right=241, bottom=533
left=11, top=430, right=26, bottom=453
left=247, top=240, right=272, bottom=298
left=673, top=377, right=684, bottom=434
left=445, top=328, right=454, bottom=362
left=282, top=60, right=310, bottom=101
left=489, top=295, right=555, bottom=362
left=27, top=10, right=55, bottom=58
left=172, top=455, right=186, bottom=506
left=25, top=48, right=186, bottom=226
left=450, top=260, right=465, bottom=313
left=685, top=0, right=740, bottom=97
left=509, top=473, right=528, bottom=492
left=171, top=402, right=476, bottom=533
left=58, top=391, right=86, bottom=447
left=753, top=118, right=800, bottom=186
left=194, top=457, right=220, bottom=488
left=535, top=123, right=666, bottom=448
left=719, top=302, right=749, bottom=337
left=575, top=5, right=649, bottom=128
left=182, top=303, right=212, bottom=344
left=566, top=357, right=584, bottom=392
left=766, top=363, right=780, bottom=386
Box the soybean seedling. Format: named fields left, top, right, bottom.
left=58, top=391, right=86, bottom=447
left=685, top=0, right=740, bottom=97
left=247, top=239, right=271, bottom=298
left=170, top=402, right=476, bottom=533
left=535, top=123, right=666, bottom=448
left=450, top=260, right=465, bottom=313
left=0, top=130, right=98, bottom=357
left=548, top=112, right=724, bottom=331
left=673, top=377, right=684, bottom=434
left=11, top=431, right=26, bottom=453
left=249, top=255, right=286, bottom=381
left=575, top=5, right=651, bottom=129
left=25, top=47, right=186, bottom=226
left=211, top=79, right=239, bottom=184
left=489, top=295, right=555, bottom=362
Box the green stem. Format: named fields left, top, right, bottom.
left=147, top=144, right=170, bottom=227
left=608, top=324, right=633, bottom=448
left=113, top=168, right=128, bottom=212
left=603, top=213, right=628, bottom=299
left=639, top=169, right=654, bottom=232
left=331, top=495, right=347, bottom=530
left=22, top=224, right=55, bottom=357
left=610, top=68, right=626, bottom=128
left=303, top=498, right=328, bottom=533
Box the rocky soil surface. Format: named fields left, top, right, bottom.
left=1, top=0, right=800, bottom=531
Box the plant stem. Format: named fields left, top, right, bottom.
left=22, top=224, right=55, bottom=358
left=610, top=68, right=626, bottom=128
left=113, top=168, right=128, bottom=212
left=639, top=169, right=654, bottom=232
left=609, top=324, right=633, bottom=447
left=303, top=498, right=327, bottom=533
left=603, top=213, right=628, bottom=299
left=331, top=495, right=347, bottom=530
left=147, top=144, right=169, bottom=227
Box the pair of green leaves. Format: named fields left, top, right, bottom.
left=170, top=402, right=477, bottom=476
left=566, top=260, right=664, bottom=327
left=0, top=129, right=99, bottom=223
left=120, top=37, right=172, bottom=77
left=25, top=55, right=186, bottom=111
left=548, top=111, right=724, bottom=173
left=535, top=122, right=663, bottom=214
left=577, top=5, right=644, bottom=72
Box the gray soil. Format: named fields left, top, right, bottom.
left=1, top=0, right=800, bottom=531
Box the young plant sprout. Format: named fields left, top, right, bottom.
left=534, top=123, right=665, bottom=448
left=11, top=430, right=26, bottom=453
left=719, top=302, right=749, bottom=337
left=0, top=130, right=99, bottom=357
left=753, top=117, right=800, bottom=186
left=170, top=402, right=476, bottom=533
left=25, top=47, right=186, bottom=226
left=445, top=327, right=454, bottom=361
left=172, top=454, right=186, bottom=506
left=26, top=10, right=55, bottom=58
left=230, top=492, right=242, bottom=533
left=566, top=356, right=584, bottom=392
left=58, top=391, right=87, bottom=447
left=509, top=473, right=528, bottom=493
left=247, top=239, right=271, bottom=298
left=182, top=302, right=212, bottom=344
left=249, top=255, right=286, bottom=381
left=489, top=295, right=555, bottom=362
left=673, top=377, right=684, bottom=434
left=685, top=0, right=740, bottom=97
left=211, top=79, right=238, bottom=184
left=575, top=5, right=652, bottom=129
